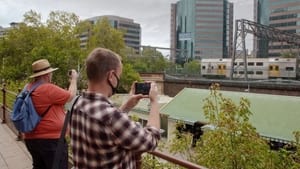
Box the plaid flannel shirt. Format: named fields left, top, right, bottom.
left=70, top=92, right=160, bottom=169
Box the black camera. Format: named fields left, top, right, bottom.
left=135, top=82, right=150, bottom=95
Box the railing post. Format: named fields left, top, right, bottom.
left=16, top=87, right=23, bottom=141
left=2, top=83, right=6, bottom=123
left=135, top=153, right=142, bottom=169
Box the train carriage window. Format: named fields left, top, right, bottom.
left=256, top=62, right=264, bottom=66
left=269, top=66, right=273, bottom=70
left=256, top=71, right=263, bottom=75
left=248, top=62, right=254, bottom=66
left=286, top=67, right=294, bottom=71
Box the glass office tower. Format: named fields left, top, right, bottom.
left=254, top=0, right=300, bottom=57
left=170, top=0, right=233, bottom=64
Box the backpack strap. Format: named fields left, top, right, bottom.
left=27, top=81, right=43, bottom=94
left=27, top=81, right=51, bottom=117
left=52, top=96, right=81, bottom=169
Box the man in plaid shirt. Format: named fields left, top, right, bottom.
left=70, top=47, right=161, bottom=169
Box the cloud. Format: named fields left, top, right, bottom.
left=0, top=0, right=253, bottom=49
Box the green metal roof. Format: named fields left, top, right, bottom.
left=160, top=88, right=300, bottom=142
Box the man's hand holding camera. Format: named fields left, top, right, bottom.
left=120, top=81, right=158, bottom=113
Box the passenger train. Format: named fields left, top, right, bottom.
left=201, top=58, right=299, bottom=79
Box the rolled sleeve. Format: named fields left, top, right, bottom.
left=110, top=110, right=160, bottom=152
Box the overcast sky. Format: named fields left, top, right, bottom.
left=0, top=0, right=253, bottom=49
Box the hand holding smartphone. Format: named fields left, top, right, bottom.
left=134, top=82, right=151, bottom=95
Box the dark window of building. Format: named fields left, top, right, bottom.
left=247, top=71, right=254, bottom=74
left=239, top=71, right=244, bottom=74
left=202, top=66, right=206, bottom=69
left=239, top=62, right=244, bottom=66
left=248, top=62, right=254, bottom=66
left=256, top=62, right=263, bottom=66
left=269, top=14, right=297, bottom=21
left=270, top=22, right=296, bottom=27
left=286, top=67, right=294, bottom=71
left=275, top=66, right=279, bottom=71
left=256, top=71, right=263, bottom=75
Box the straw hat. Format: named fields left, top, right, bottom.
left=29, top=59, right=58, bottom=78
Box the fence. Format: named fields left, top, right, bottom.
left=0, top=83, right=207, bottom=169
left=0, top=83, right=22, bottom=140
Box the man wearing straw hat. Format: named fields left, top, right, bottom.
left=24, top=59, right=77, bottom=169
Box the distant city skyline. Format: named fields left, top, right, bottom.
left=0, top=0, right=253, bottom=51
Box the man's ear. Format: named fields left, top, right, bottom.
left=107, top=71, right=114, bottom=82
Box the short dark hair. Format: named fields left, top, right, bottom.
left=86, top=48, right=121, bottom=82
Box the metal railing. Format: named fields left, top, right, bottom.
left=0, top=83, right=207, bottom=169
left=0, top=83, right=22, bottom=140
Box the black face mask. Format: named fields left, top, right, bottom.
left=108, top=72, right=120, bottom=95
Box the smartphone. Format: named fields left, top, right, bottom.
left=135, top=82, right=151, bottom=95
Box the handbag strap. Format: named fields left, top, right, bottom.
left=51, top=95, right=81, bottom=169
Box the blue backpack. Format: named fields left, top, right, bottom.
left=11, top=82, right=50, bottom=133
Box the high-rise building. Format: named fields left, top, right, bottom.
left=82, top=15, right=141, bottom=52
left=254, top=0, right=300, bottom=57
left=170, top=0, right=233, bottom=64
left=0, top=22, right=20, bottom=38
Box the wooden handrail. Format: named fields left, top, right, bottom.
left=147, top=150, right=207, bottom=169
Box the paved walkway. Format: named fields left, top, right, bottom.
left=0, top=123, right=32, bottom=169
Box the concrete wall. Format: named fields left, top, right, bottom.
left=164, top=78, right=300, bottom=97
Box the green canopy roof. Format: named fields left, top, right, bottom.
left=160, top=88, right=300, bottom=142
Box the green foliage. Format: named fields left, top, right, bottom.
left=169, top=121, right=194, bottom=161
left=86, top=17, right=125, bottom=55
left=195, top=83, right=271, bottom=169
left=127, top=48, right=168, bottom=73
left=76, top=17, right=140, bottom=92
left=0, top=11, right=142, bottom=92
left=183, top=60, right=201, bottom=76
left=0, top=10, right=83, bottom=88
left=156, top=83, right=300, bottom=169
left=119, top=63, right=141, bottom=92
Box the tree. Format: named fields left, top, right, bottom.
left=183, top=60, right=201, bottom=76
left=0, top=11, right=141, bottom=92
left=0, top=10, right=83, bottom=87
left=192, top=84, right=271, bottom=169
left=78, top=18, right=140, bottom=92
left=127, top=48, right=169, bottom=73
